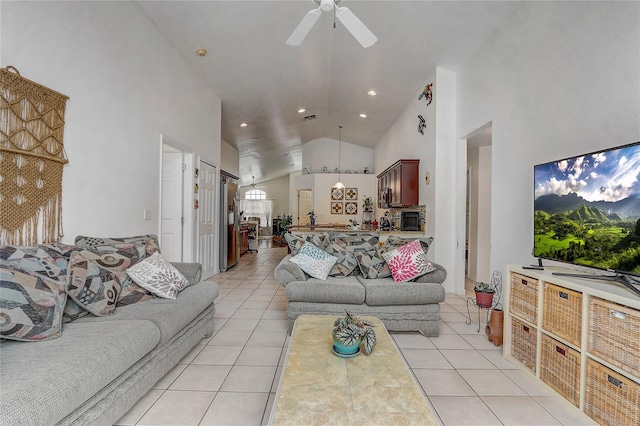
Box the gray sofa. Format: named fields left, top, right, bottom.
left=0, top=253, right=218, bottom=426
left=275, top=233, right=446, bottom=336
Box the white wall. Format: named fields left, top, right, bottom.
left=1, top=1, right=222, bottom=249
left=302, top=138, right=373, bottom=175
left=467, top=144, right=492, bottom=283
left=220, top=139, right=240, bottom=177
left=290, top=173, right=376, bottom=225
left=456, top=2, right=640, bottom=280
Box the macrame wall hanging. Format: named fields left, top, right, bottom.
left=0, top=66, right=69, bottom=245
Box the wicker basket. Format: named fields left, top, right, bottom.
left=511, top=317, right=537, bottom=373
left=585, top=359, right=640, bottom=426
left=540, top=334, right=581, bottom=407
left=510, top=273, right=538, bottom=324
left=588, top=298, right=640, bottom=378
left=543, top=283, right=582, bottom=346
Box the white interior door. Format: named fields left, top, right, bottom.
left=198, top=161, right=217, bottom=279
left=161, top=150, right=184, bottom=262
left=298, top=189, right=313, bottom=225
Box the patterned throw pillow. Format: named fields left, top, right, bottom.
left=0, top=266, right=67, bottom=341
left=290, top=242, right=338, bottom=280
left=74, top=246, right=153, bottom=307
left=75, top=235, right=161, bottom=258
left=381, top=240, right=436, bottom=283
left=326, top=232, right=380, bottom=254
left=384, top=236, right=433, bottom=255
left=284, top=233, right=327, bottom=255
left=67, top=251, right=124, bottom=316
left=323, top=242, right=358, bottom=277
left=354, top=249, right=392, bottom=279
left=127, top=252, right=190, bottom=300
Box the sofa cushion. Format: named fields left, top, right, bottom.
left=67, top=251, right=124, bottom=316
left=285, top=275, right=365, bottom=304
left=0, top=319, right=160, bottom=426
left=0, top=266, right=67, bottom=341
left=357, top=276, right=446, bottom=306
left=381, top=240, right=435, bottom=282
left=127, top=252, right=190, bottom=299
left=74, top=279, right=219, bottom=345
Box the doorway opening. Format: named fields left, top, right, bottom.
left=297, top=189, right=313, bottom=225
left=160, top=135, right=194, bottom=263
left=456, top=124, right=492, bottom=296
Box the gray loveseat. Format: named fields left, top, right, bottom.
left=275, top=232, right=446, bottom=336
left=0, top=237, right=218, bottom=426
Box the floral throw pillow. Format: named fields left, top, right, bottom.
left=381, top=240, right=435, bottom=283
left=127, top=252, right=190, bottom=300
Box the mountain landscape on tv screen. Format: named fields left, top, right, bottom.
left=534, top=143, right=640, bottom=273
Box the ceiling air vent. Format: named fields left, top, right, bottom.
left=303, top=114, right=316, bottom=121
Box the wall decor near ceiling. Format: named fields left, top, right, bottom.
left=0, top=66, right=69, bottom=244
left=418, top=83, right=433, bottom=106
left=418, top=115, right=426, bottom=135
left=331, top=187, right=344, bottom=201
left=331, top=202, right=343, bottom=215
left=345, top=202, right=358, bottom=215
left=345, top=188, right=358, bottom=200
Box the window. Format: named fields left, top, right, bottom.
left=245, top=189, right=266, bottom=200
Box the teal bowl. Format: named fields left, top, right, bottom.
left=333, top=337, right=361, bottom=355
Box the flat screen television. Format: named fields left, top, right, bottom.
left=534, top=141, right=640, bottom=278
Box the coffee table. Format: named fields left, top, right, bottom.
left=269, top=315, right=439, bottom=425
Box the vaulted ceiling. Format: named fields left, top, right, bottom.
left=137, top=0, right=521, bottom=186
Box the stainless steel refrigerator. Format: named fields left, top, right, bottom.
left=220, top=171, right=240, bottom=272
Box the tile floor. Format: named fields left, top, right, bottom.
left=116, top=241, right=596, bottom=426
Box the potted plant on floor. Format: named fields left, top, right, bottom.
left=332, top=311, right=376, bottom=356
left=474, top=281, right=495, bottom=308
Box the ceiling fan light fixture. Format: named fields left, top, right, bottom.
left=320, top=0, right=334, bottom=12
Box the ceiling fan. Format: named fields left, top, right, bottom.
left=250, top=176, right=266, bottom=189
left=286, top=0, right=377, bottom=48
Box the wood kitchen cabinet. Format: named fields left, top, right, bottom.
left=377, top=159, right=419, bottom=208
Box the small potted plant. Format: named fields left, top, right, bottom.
left=332, top=311, right=376, bottom=356
left=362, top=196, right=373, bottom=212
left=474, top=281, right=495, bottom=308
left=307, top=210, right=317, bottom=226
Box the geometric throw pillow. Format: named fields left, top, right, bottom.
left=354, top=249, right=392, bottom=279
left=74, top=247, right=153, bottom=307
left=284, top=233, right=327, bottom=255
left=0, top=266, right=67, bottom=341
left=126, top=252, right=190, bottom=300
left=324, top=241, right=358, bottom=277
left=74, top=234, right=161, bottom=258
left=290, top=252, right=338, bottom=281
left=381, top=240, right=435, bottom=283
left=67, top=251, right=124, bottom=316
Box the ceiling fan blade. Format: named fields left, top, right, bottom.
left=335, top=6, right=377, bottom=48
left=286, top=8, right=322, bottom=46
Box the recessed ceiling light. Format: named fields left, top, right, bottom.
left=367, top=90, right=377, bottom=96
left=359, top=113, right=367, bottom=118
left=240, top=123, right=248, bottom=128
left=196, top=49, right=207, bottom=57
left=298, top=108, right=306, bottom=113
